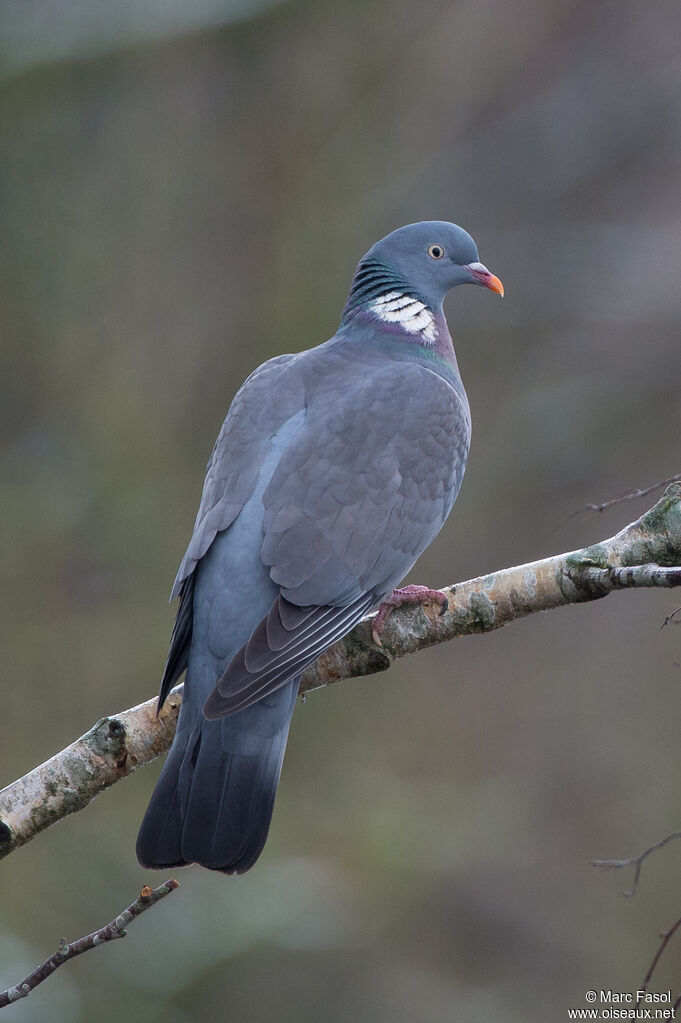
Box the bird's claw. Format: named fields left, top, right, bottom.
left=371, top=585, right=449, bottom=647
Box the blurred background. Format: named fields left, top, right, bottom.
left=2, top=0, right=681, bottom=1019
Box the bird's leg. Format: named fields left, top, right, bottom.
left=371, top=585, right=449, bottom=647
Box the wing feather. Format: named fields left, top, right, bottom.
left=157, top=573, right=196, bottom=712
left=170, top=352, right=303, bottom=598
left=261, top=362, right=470, bottom=607
left=203, top=595, right=372, bottom=718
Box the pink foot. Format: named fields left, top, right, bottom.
left=371, top=585, right=449, bottom=647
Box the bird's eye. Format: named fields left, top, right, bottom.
left=427, top=244, right=445, bottom=260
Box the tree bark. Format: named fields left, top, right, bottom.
left=1, top=483, right=680, bottom=862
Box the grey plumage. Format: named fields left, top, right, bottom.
left=137, top=221, right=502, bottom=874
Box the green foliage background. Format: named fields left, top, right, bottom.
left=2, top=1, right=681, bottom=1019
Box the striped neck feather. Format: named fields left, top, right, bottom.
left=343, top=258, right=438, bottom=343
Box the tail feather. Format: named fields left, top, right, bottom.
left=136, top=679, right=298, bottom=874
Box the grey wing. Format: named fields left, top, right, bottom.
left=203, top=594, right=373, bottom=717
left=170, top=352, right=303, bottom=598
left=158, top=351, right=305, bottom=708
left=206, top=362, right=470, bottom=717
left=263, top=363, right=470, bottom=605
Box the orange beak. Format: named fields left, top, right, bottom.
left=465, top=262, right=504, bottom=297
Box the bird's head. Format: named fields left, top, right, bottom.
left=343, top=221, right=503, bottom=335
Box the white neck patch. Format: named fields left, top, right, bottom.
left=369, top=291, right=438, bottom=343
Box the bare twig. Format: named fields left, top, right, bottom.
left=578, top=474, right=681, bottom=515
left=548, top=472, right=681, bottom=538
left=0, top=879, right=179, bottom=1009
left=639, top=912, right=681, bottom=1007
left=592, top=830, right=681, bottom=897
left=1, top=483, right=680, bottom=862
left=661, top=606, right=681, bottom=629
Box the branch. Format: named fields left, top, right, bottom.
left=548, top=472, right=681, bottom=538
left=661, top=605, right=681, bottom=629
left=639, top=912, right=681, bottom=1010
left=2, top=483, right=680, bottom=861
left=592, top=830, right=681, bottom=897
left=0, top=879, right=179, bottom=1009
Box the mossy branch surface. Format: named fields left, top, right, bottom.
left=1, top=484, right=680, bottom=861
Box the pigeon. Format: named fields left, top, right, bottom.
left=136, top=221, right=503, bottom=875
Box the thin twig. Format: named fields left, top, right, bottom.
left=661, top=606, right=681, bottom=629
left=639, top=912, right=681, bottom=1004
left=592, top=831, right=681, bottom=897
left=548, top=472, right=681, bottom=539
left=0, top=878, right=179, bottom=1009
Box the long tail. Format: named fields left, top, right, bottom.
left=136, top=679, right=298, bottom=874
